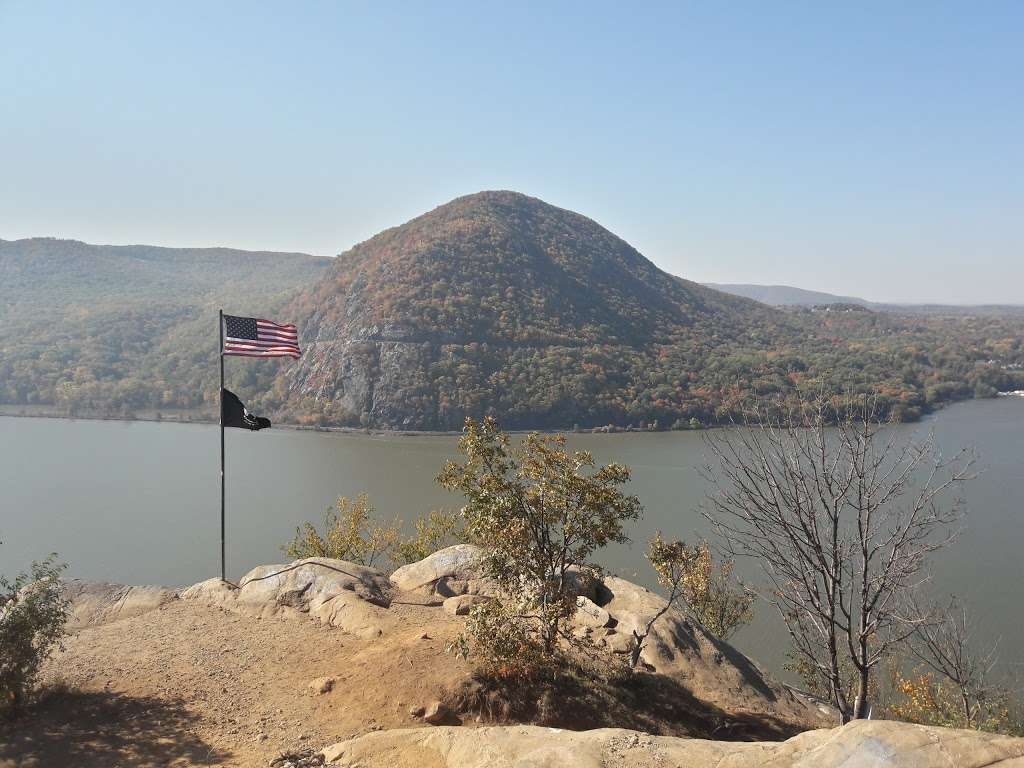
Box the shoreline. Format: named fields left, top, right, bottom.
left=0, top=408, right=463, bottom=437
left=2, top=392, right=1020, bottom=437
left=0, top=408, right=687, bottom=437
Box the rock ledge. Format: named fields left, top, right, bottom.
left=319, top=720, right=1024, bottom=767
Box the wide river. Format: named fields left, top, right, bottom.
left=2, top=397, right=1022, bottom=678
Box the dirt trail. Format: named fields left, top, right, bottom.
left=0, top=600, right=472, bottom=768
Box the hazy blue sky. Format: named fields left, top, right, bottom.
left=1, top=2, right=1021, bottom=303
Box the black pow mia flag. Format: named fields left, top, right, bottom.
left=221, top=389, right=271, bottom=431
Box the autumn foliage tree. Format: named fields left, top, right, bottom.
left=285, top=493, right=400, bottom=569
left=438, top=416, right=641, bottom=668
left=889, top=598, right=1018, bottom=732
left=671, top=539, right=756, bottom=640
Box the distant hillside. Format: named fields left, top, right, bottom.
left=1, top=200, right=1022, bottom=428
left=277, top=192, right=1024, bottom=429
left=0, top=238, right=330, bottom=416
left=293, top=191, right=781, bottom=347
left=704, top=283, right=869, bottom=307
left=705, top=281, right=1024, bottom=317
left=869, top=302, right=1024, bottom=317
left=0, top=238, right=330, bottom=308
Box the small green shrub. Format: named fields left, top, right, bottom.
left=393, top=508, right=465, bottom=566
left=1, top=554, right=70, bottom=717
left=284, top=494, right=466, bottom=571
left=446, top=600, right=547, bottom=677
left=284, top=493, right=400, bottom=568
left=663, top=538, right=755, bottom=640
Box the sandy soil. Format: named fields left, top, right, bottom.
left=0, top=600, right=472, bottom=768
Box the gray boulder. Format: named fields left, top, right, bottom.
left=310, top=589, right=396, bottom=639
left=390, top=544, right=600, bottom=603
left=573, top=595, right=611, bottom=628
left=564, top=567, right=600, bottom=603
left=390, top=544, right=484, bottom=597
left=179, top=577, right=238, bottom=608
left=237, top=557, right=393, bottom=613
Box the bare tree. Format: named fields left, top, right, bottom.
left=909, top=597, right=1002, bottom=728
left=702, top=394, right=974, bottom=722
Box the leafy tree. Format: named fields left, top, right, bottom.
left=670, top=539, right=755, bottom=640
left=438, top=416, right=641, bottom=665
left=887, top=667, right=1021, bottom=735
left=1, top=553, right=70, bottom=717
left=628, top=533, right=691, bottom=670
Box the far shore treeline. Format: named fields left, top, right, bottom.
left=2, top=193, right=1023, bottom=432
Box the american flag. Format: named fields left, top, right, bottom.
left=223, top=315, right=301, bottom=358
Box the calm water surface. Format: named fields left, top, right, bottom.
left=2, top=397, right=1022, bottom=677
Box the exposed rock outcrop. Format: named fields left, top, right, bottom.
left=65, top=552, right=826, bottom=730
left=181, top=558, right=397, bottom=638
left=61, top=580, right=178, bottom=631
left=390, top=544, right=598, bottom=603
left=238, top=558, right=393, bottom=609
left=51, top=554, right=1024, bottom=768
left=573, top=595, right=611, bottom=628
left=390, top=544, right=486, bottom=599
left=178, top=576, right=238, bottom=608
left=319, top=720, right=1024, bottom=767
left=596, top=575, right=832, bottom=726
left=442, top=594, right=490, bottom=616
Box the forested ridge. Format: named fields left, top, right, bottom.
left=0, top=238, right=329, bottom=417
left=2, top=194, right=1022, bottom=430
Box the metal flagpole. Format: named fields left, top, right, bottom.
left=219, top=309, right=226, bottom=582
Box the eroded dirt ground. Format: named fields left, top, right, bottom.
left=1, top=600, right=471, bottom=767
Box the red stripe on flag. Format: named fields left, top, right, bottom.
left=223, top=314, right=301, bottom=359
